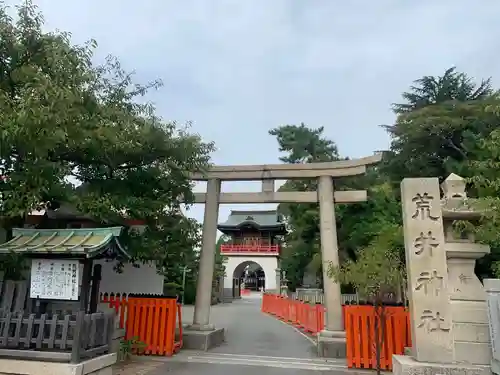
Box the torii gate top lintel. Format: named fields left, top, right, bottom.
left=191, top=153, right=382, bottom=181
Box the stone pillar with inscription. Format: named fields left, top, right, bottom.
left=393, top=176, right=492, bottom=375
left=401, top=178, right=454, bottom=363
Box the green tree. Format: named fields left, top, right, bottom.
left=271, top=70, right=499, bottom=292
left=389, top=94, right=500, bottom=277
left=328, top=225, right=405, bottom=301
left=384, top=68, right=495, bottom=182
left=270, top=124, right=401, bottom=290
left=381, top=69, right=500, bottom=280
left=336, top=176, right=402, bottom=262
left=270, top=123, right=403, bottom=290
left=269, top=124, right=340, bottom=290
left=457, top=122, right=500, bottom=277
left=328, top=233, right=405, bottom=375
left=383, top=69, right=500, bottom=279
left=269, top=123, right=339, bottom=164
left=0, top=1, right=214, bottom=275
left=392, top=67, right=493, bottom=114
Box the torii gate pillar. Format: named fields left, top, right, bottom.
left=192, top=178, right=221, bottom=328
left=317, top=175, right=346, bottom=357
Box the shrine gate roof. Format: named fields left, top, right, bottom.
left=0, top=227, right=130, bottom=259
left=217, top=210, right=286, bottom=233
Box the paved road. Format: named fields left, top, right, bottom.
left=184, top=294, right=318, bottom=357
left=142, top=294, right=350, bottom=374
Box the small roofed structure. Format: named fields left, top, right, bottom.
left=218, top=210, right=286, bottom=256
left=217, top=210, right=287, bottom=235
left=0, top=227, right=129, bottom=259
left=218, top=210, right=285, bottom=295
left=0, top=227, right=129, bottom=314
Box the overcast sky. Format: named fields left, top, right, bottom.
left=9, top=0, right=500, bottom=227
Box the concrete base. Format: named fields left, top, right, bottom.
left=182, top=327, right=225, bottom=351
left=392, top=355, right=492, bottom=375
left=111, top=328, right=125, bottom=357
left=317, top=330, right=346, bottom=358
left=0, top=353, right=116, bottom=375
left=317, top=337, right=347, bottom=358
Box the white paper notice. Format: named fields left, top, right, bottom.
left=30, top=259, right=80, bottom=300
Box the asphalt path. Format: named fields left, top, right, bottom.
left=146, top=294, right=351, bottom=374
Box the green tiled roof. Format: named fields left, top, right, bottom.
left=0, top=227, right=129, bottom=259
left=218, top=210, right=285, bottom=231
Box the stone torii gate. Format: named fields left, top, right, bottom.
left=183, top=154, right=382, bottom=357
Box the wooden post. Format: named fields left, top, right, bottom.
left=80, top=260, right=93, bottom=313
left=89, top=264, right=102, bottom=314
left=71, top=310, right=85, bottom=363
left=106, top=311, right=115, bottom=348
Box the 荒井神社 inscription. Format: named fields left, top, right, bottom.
left=414, top=231, right=440, bottom=256
left=415, top=270, right=444, bottom=296
left=417, top=309, right=450, bottom=333
left=411, top=193, right=440, bottom=221
left=401, top=178, right=454, bottom=363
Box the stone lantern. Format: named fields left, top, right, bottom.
left=440, top=173, right=491, bottom=365
left=280, top=270, right=289, bottom=297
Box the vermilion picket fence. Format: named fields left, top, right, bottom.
left=101, top=293, right=183, bottom=356
left=344, top=305, right=411, bottom=370
left=261, top=293, right=411, bottom=371
left=261, top=293, right=324, bottom=334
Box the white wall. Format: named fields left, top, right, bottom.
left=224, top=255, right=278, bottom=291
left=94, top=260, right=164, bottom=295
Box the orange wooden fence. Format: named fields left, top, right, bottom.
left=101, top=293, right=183, bottom=356
left=344, top=305, right=411, bottom=370
left=262, top=293, right=324, bottom=334
left=261, top=293, right=411, bottom=371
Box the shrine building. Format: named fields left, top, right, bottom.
left=218, top=210, right=286, bottom=299
left=0, top=201, right=165, bottom=310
